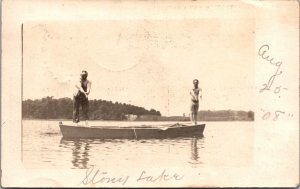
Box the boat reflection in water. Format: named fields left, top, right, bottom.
left=59, top=137, right=204, bottom=169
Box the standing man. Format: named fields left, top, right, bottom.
left=73, top=70, right=92, bottom=126
left=190, top=79, right=202, bottom=125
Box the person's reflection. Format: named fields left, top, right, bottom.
left=191, top=137, right=199, bottom=161
left=71, top=139, right=90, bottom=169
left=189, top=136, right=205, bottom=167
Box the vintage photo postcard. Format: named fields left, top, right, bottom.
left=1, top=0, right=299, bottom=187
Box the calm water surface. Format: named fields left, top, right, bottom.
left=22, top=120, right=254, bottom=169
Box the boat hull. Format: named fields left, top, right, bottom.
left=59, top=123, right=205, bottom=139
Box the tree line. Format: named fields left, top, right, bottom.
left=136, top=110, right=254, bottom=121
left=22, top=96, right=161, bottom=120
left=198, top=110, right=254, bottom=121
left=22, top=96, right=254, bottom=121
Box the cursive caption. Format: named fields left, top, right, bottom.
left=258, top=44, right=293, bottom=121
left=80, top=165, right=184, bottom=186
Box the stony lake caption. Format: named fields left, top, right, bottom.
left=80, top=165, right=185, bottom=186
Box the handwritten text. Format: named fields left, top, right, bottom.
left=80, top=165, right=184, bottom=186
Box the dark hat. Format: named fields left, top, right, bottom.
left=193, top=79, right=199, bottom=84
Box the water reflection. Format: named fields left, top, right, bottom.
left=60, top=137, right=204, bottom=169
left=189, top=137, right=204, bottom=166
left=191, top=137, right=199, bottom=161
left=23, top=121, right=254, bottom=170
left=60, top=139, right=91, bottom=169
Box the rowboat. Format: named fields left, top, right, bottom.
left=59, top=122, right=205, bottom=139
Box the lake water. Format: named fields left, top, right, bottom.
left=22, top=120, right=254, bottom=170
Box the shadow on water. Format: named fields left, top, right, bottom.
left=59, top=136, right=205, bottom=169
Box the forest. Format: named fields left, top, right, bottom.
left=22, top=97, right=254, bottom=121
left=198, top=110, right=254, bottom=121
left=22, top=96, right=161, bottom=120
left=137, top=110, right=254, bottom=121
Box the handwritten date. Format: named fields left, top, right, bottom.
left=258, top=44, right=284, bottom=93
left=258, top=44, right=290, bottom=122
left=261, top=109, right=293, bottom=121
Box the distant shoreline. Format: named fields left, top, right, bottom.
left=22, top=97, right=254, bottom=121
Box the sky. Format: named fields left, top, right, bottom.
left=23, top=19, right=255, bottom=116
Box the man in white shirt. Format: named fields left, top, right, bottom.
left=73, top=70, right=92, bottom=126
left=190, top=79, right=202, bottom=125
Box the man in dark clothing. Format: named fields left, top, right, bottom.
left=73, top=70, right=92, bottom=126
